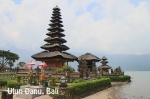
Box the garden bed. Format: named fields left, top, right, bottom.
left=51, top=78, right=111, bottom=99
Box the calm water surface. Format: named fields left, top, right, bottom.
left=116, top=71, right=150, bottom=99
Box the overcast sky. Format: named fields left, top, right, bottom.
left=0, top=0, right=150, bottom=64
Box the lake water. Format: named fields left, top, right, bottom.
left=116, top=71, right=150, bottom=99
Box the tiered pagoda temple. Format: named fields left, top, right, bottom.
left=32, top=6, right=77, bottom=72
left=98, top=56, right=111, bottom=75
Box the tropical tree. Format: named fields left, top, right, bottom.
left=8, top=61, right=14, bottom=69
left=17, top=61, right=26, bottom=68
left=55, top=64, right=75, bottom=73
left=15, top=67, right=20, bottom=73
left=0, top=50, right=19, bottom=69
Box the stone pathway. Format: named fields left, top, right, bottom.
left=14, top=94, right=53, bottom=99
left=34, top=95, right=52, bottom=99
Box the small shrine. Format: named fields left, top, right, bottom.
left=98, top=56, right=111, bottom=75
left=78, top=53, right=100, bottom=78
left=78, top=53, right=100, bottom=73
left=31, top=6, right=77, bottom=72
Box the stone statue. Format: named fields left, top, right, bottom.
left=28, top=67, right=33, bottom=85
left=40, top=67, right=45, bottom=85
left=78, top=59, right=89, bottom=79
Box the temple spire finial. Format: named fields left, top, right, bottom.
left=56, top=5, right=59, bottom=8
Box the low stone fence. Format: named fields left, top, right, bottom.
left=70, top=72, right=80, bottom=78
left=89, top=73, right=96, bottom=77
left=0, top=73, right=16, bottom=78
left=16, top=72, right=81, bottom=79
left=51, top=72, right=80, bottom=78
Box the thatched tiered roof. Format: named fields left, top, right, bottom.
left=98, top=56, right=111, bottom=69
left=32, top=6, right=77, bottom=61
left=98, top=65, right=111, bottom=69
left=32, top=51, right=77, bottom=61
left=78, top=53, right=100, bottom=62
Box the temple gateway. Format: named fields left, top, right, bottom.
left=31, top=6, right=77, bottom=72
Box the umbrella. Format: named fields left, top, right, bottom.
left=26, top=61, right=35, bottom=66
left=38, top=62, right=47, bottom=68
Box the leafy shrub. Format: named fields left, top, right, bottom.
left=16, top=76, right=21, bottom=82
left=0, top=79, right=23, bottom=89
left=0, top=80, right=7, bottom=88
left=56, top=68, right=63, bottom=73
left=96, top=76, right=101, bottom=79
left=69, top=79, right=75, bottom=83
left=49, top=78, right=57, bottom=86
left=55, top=65, right=75, bottom=73
left=7, top=81, right=22, bottom=89
left=73, top=78, right=85, bottom=83
left=55, top=78, right=60, bottom=83
left=102, top=75, right=131, bottom=82
left=62, top=65, right=74, bottom=73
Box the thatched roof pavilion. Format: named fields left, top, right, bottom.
left=78, top=53, right=100, bottom=62
left=78, top=53, right=100, bottom=73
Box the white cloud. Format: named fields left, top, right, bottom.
left=0, top=0, right=150, bottom=55
left=66, top=0, right=150, bottom=54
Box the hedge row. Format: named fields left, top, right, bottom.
left=0, top=79, right=23, bottom=89
left=51, top=78, right=111, bottom=99
left=7, top=80, right=23, bottom=89
left=0, top=80, right=7, bottom=88
left=102, top=75, right=131, bottom=82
